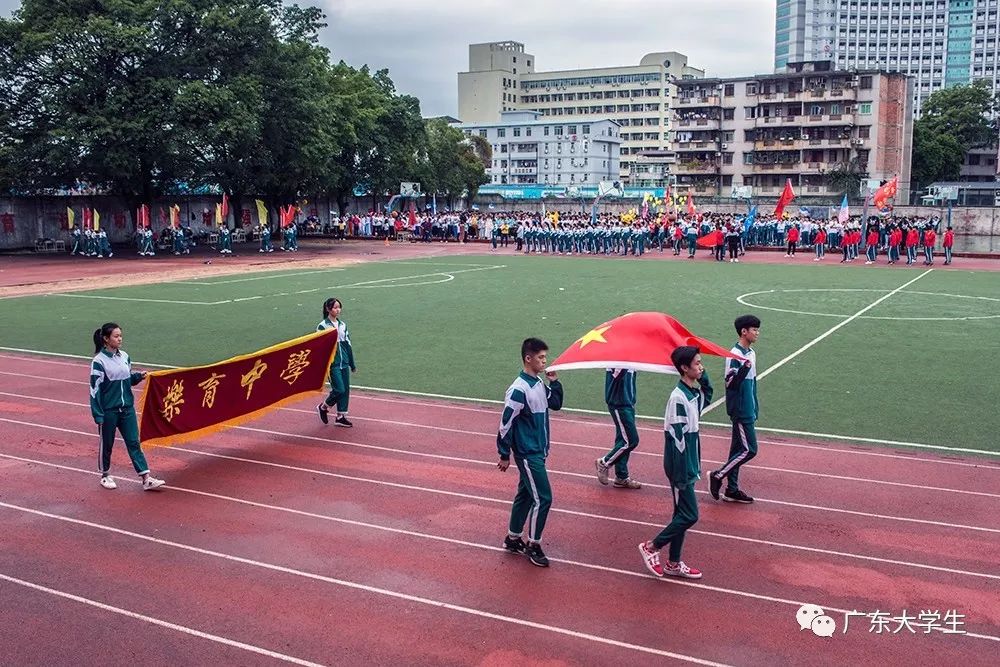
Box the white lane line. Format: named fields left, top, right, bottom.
left=0, top=501, right=734, bottom=666
left=4, top=374, right=993, bottom=499
left=702, top=269, right=934, bottom=414
left=0, top=573, right=328, bottom=667
left=3, top=416, right=999, bottom=577
left=3, top=403, right=997, bottom=536
left=0, top=452, right=885, bottom=616
left=3, top=346, right=999, bottom=461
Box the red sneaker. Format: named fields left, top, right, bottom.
left=664, top=561, right=702, bottom=579
left=638, top=542, right=664, bottom=577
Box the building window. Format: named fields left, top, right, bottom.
left=555, top=126, right=564, bottom=135
left=526, top=128, right=532, bottom=136
left=544, top=126, right=550, bottom=136
left=859, top=126, right=871, bottom=138
left=567, top=125, right=577, bottom=134
left=859, top=102, right=872, bottom=114
left=498, top=128, right=506, bottom=137
left=513, top=128, right=521, bottom=137
left=479, top=129, right=487, bottom=138
left=860, top=75, right=873, bottom=89
left=723, top=108, right=735, bottom=120
left=724, top=84, right=735, bottom=96
left=746, top=83, right=758, bottom=95
left=582, top=124, right=590, bottom=134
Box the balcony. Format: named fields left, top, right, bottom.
left=672, top=142, right=719, bottom=152
left=750, top=162, right=800, bottom=173
left=675, top=161, right=720, bottom=174
left=801, top=114, right=854, bottom=126
left=677, top=95, right=721, bottom=106
left=754, top=139, right=804, bottom=150
left=675, top=118, right=721, bottom=129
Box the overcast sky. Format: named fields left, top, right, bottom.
left=1, top=0, right=776, bottom=117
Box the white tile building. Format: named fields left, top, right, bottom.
left=453, top=111, right=622, bottom=186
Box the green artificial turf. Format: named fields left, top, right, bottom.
left=3, top=255, right=999, bottom=453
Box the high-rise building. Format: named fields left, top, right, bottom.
left=670, top=61, right=913, bottom=202
left=457, top=41, right=704, bottom=183
left=774, top=0, right=1000, bottom=117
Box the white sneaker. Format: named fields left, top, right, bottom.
left=813, top=257, right=820, bottom=261
left=100, top=476, right=117, bottom=490
left=734, top=258, right=739, bottom=263
left=142, top=476, right=165, bottom=491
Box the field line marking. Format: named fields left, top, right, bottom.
left=1, top=347, right=998, bottom=459
left=0, top=500, right=734, bottom=666
left=0, top=573, right=328, bottom=666
left=177, top=268, right=346, bottom=285
left=7, top=450, right=998, bottom=645
left=5, top=412, right=1000, bottom=556
left=35, top=265, right=506, bottom=306
left=703, top=268, right=934, bottom=415
left=3, top=373, right=996, bottom=495
left=44, top=294, right=226, bottom=306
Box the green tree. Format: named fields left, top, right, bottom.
left=826, top=156, right=867, bottom=198
left=911, top=80, right=999, bottom=190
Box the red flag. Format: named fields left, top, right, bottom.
left=408, top=206, right=417, bottom=227
left=773, top=179, right=795, bottom=217
left=82, top=208, right=93, bottom=230
left=872, top=176, right=898, bottom=209
left=696, top=229, right=724, bottom=248
left=221, top=193, right=230, bottom=220
left=159, top=207, right=168, bottom=226
left=547, top=312, right=744, bottom=375
left=141, top=204, right=150, bottom=229
left=686, top=192, right=697, bottom=217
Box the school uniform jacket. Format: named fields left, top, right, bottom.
left=90, top=349, right=144, bottom=423
left=317, top=318, right=356, bottom=371
left=663, top=377, right=713, bottom=487
left=497, top=372, right=564, bottom=460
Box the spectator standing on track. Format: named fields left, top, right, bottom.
left=710, top=314, right=760, bottom=505
left=316, top=297, right=357, bottom=428
left=595, top=369, right=642, bottom=490
left=865, top=226, right=879, bottom=264
left=497, top=337, right=564, bottom=568
left=90, top=322, right=165, bottom=491
left=923, top=225, right=937, bottom=266
left=785, top=224, right=799, bottom=257
left=638, top=345, right=712, bottom=579
left=943, top=226, right=954, bottom=265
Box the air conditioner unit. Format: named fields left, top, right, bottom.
left=721, top=143, right=729, bottom=149
left=852, top=138, right=865, bottom=146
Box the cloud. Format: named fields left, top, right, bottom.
left=318, top=0, right=775, bottom=117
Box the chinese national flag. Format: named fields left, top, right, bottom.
left=773, top=178, right=795, bottom=217
left=82, top=208, right=93, bottom=230
left=221, top=192, right=230, bottom=220
left=547, top=312, right=744, bottom=375
left=872, top=176, right=898, bottom=209
left=686, top=192, right=697, bottom=217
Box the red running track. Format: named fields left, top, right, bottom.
left=0, top=352, right=998, bottom=666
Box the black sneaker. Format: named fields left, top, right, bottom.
left=709, top=472, right=722, bottom=500
left=317, top=404, right=329, bottom=424
left=335, top=416, right=353, bottom=427
left=722, top=488, right=754, bottom=504
left=503, top=535, right=527, bottom=553
left=525, top=542, right=549, bottom=567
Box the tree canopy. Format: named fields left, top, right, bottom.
left=0, top=0, right=482, bottom=220
left=911, top=80, right=999, bottom=191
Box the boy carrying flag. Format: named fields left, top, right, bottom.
left=595, top=369, right=642, bottom=489
left=497, top=338, right=564, bottom=568
left=638, top=345, right=713, bottom=579
left=710, top=314, right=760, bottom=504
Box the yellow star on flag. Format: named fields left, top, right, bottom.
left=576, top=325, right=611, bottom=348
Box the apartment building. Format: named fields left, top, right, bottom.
left=670, top=61, right=913, bottom=201
left=457, top=41, right=703, bottom=183
left=453, top=111, right=622, bottom=186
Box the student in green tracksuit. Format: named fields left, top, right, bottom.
left=710, top=314, right=760, bottom=504
left=638, top=345, right=712, bottom=580
left=219, top=225, right=232, bottom=255
left=595, top=368, right=641, bottom=489
left=316, top=297, right=356, bottom=427
left=90, top=322, right=165, bottom=491
left=497, top=337, right=564, bottom=568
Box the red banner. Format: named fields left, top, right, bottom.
left=139, top=329, right=338, bottom=446
left=113, top=212, right=126, bottom=228
left=1, top=212, right=13, bottom=233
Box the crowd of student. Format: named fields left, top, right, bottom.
left=64, top=207, right=956, bottom=266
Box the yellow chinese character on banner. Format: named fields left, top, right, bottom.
left=240, top=358, right=268, bottom=400
left=161, top=379, right=185, bottom=422
left=280, top=349, right=311, bottom=386
left=198, top=372, right=227, bottom=408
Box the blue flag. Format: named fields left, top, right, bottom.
left=743, top=205, right=757, bottom=233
